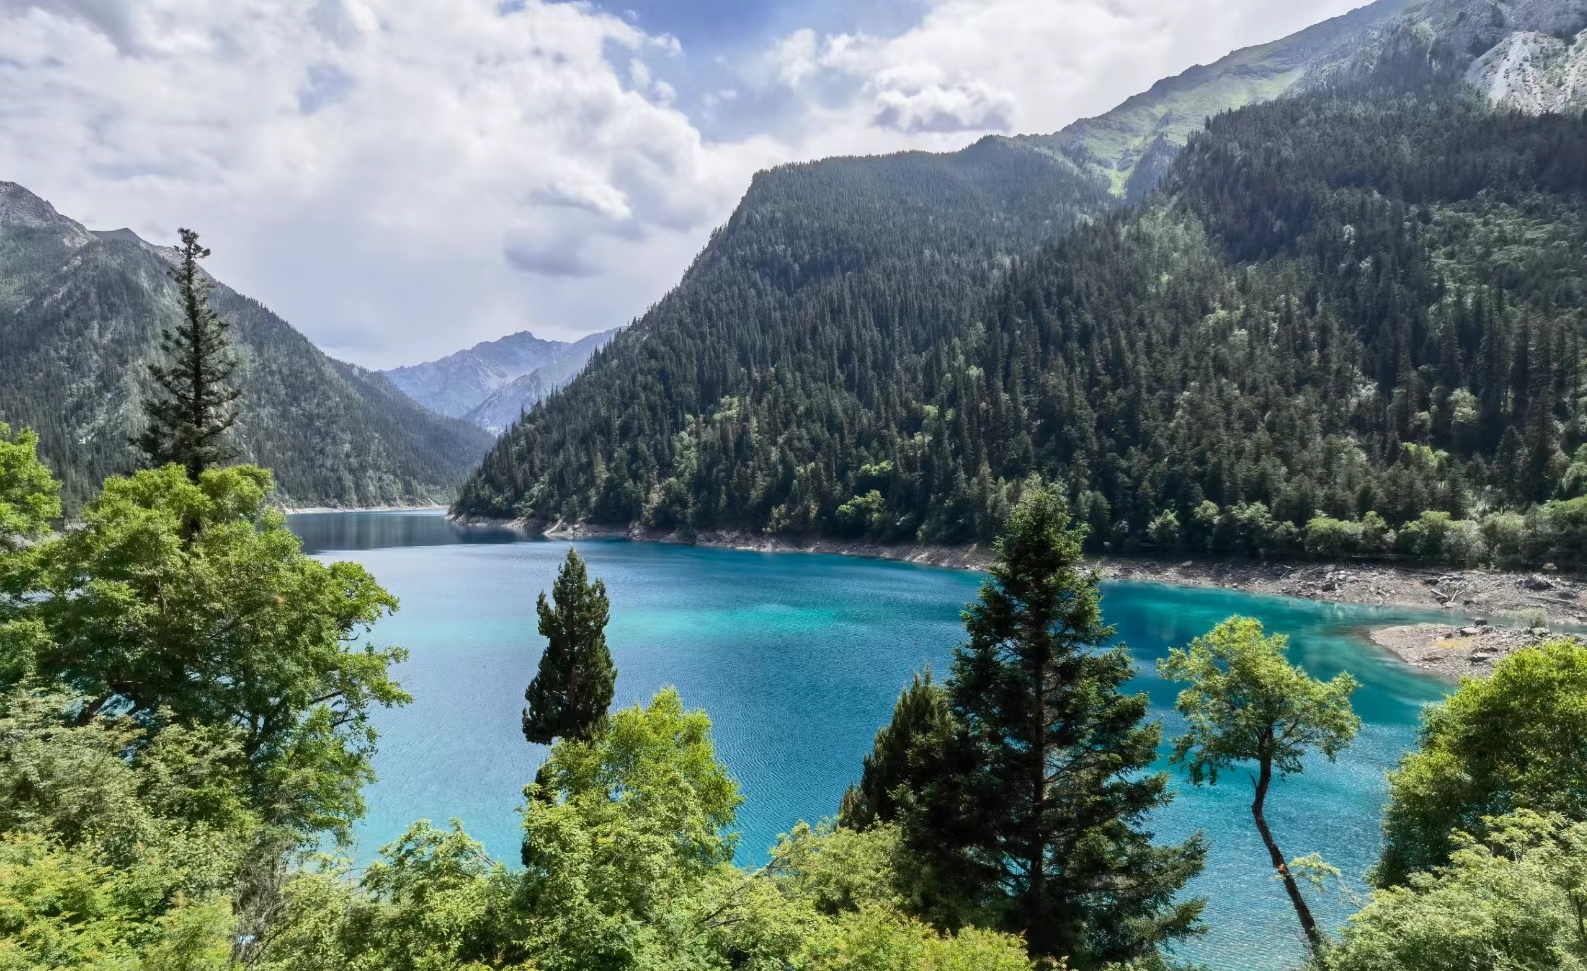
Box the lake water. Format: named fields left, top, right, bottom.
left=289, top=511, right=1453, bottom=971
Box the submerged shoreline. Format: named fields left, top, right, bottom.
left=456, top=516, right=1585, bottom=618
left=450, top=515, right=1587, bottom=679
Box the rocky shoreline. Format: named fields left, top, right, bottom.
left=1368, top=623, right=1585, bottom=680
left=1092, top=559, right=1586, bottom=622
left=534, top=522, right=1583, bottom=616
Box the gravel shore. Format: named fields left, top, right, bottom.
left=1368, top=623, right=1586, bottom=680
left=1090, top=558, right=1587, bottom=623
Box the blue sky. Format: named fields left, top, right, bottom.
left=0, top=0, right=1371, bottom=368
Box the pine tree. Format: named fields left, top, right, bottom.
left=838, top=670, right=952, bottom=830
left=522, top=548, right=617, bottom=745
left=907, top=486, right=1205, bottom=967
left=137, top=229, right=240, bottom=482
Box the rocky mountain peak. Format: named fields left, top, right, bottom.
left=0, top=182, right=92, bottom=245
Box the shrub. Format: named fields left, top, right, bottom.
left=1147, top=509, right=1182, bottom=548
left=1304, top=516, right=1363, bottom=559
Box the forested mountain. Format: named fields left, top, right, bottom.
left=462, top=328, right=621, bottom=433
left=456, top=0, right=1587, bottom=568
left=0, top=184, right=494, bottom=509
left=456, top=133, right=1116, bottom=522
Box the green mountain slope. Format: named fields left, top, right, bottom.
left=456, top=136, right=1115, bottom=522
left=455, top=2, right=1587, bottom=564
left=0, top=184, right=494, bottom=509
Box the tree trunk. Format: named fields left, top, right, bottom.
left=1253, top=757, right=1323, bottom=951
left=1025, top=639, right=1050, bottom=956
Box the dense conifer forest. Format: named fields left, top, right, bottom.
left=456, top=80, right=1587, bottom=569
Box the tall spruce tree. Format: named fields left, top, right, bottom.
left=522, top=547, right=617, bottom=745
left=138, top=229, right=240, bottom=482
left=907, top=486, right=1206, bottom=967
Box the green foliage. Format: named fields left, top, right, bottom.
left=1160, top=616, right=1360, bottom=948
left=1377, top=640, right=1587, bottom=887
left=522, top=548, right=616, bottom=745
left=255, top=821, right=523, bottom=971
left=1162, top=617, right=1361, bottom=786
left=0, top=426, right=60, bottom=686
left=18, top=464, right=409, bottom=838
left=768, top=822, right=910, bottom=916
left=1146, top=509, right=1181, bottom=547
left=0, top=688, right=259, bottom=971
left=905, top=486, right=1205, bottom=966
left=837, top=671, right=952, bottom=831
left=836, top=491, right=890, bottom=539
left=797, top=905, right=1038, bottom=971
left=1325, top=812, right=1587, bottom=971
left=0, top=832, right=234, bottom=971
left=1304, top=516, right=1363, bottom=559
left=137, top=229, right=241, bottom=482
left=515, top=688, right=742, bottom=969
left=0, top=423, right=59, bottom=548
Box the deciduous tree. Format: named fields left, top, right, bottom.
left=1159, top=616, right=1360, bottom=951
left=29, top=464, right=408, bottom=838
left=1377, top=640, right=1587, bottom=887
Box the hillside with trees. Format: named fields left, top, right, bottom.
left=0, top=186, right=493, bottom=510
left=456, top=25, right=1587, bottom=570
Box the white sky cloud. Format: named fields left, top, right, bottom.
left=0, top=0, right=1371, bottom=368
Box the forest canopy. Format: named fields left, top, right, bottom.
left=457, top=93, right=1587, bottom=571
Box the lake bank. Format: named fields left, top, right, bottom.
left=1367, top=623, right=1587, bottom=680
left=462, top=516, right=1587, bottom=626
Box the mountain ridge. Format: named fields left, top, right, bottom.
left=1024, top=0, right=1420, bottom=197
left=381, top=331, right=569, bottom=419
left=0, top=182, right=494, bottom=509
left=461, top=328, right=622, bottom=434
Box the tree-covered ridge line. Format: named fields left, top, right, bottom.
left=454, top=87, right=1587, bottom=571
left=0, top=187, right=494, bottom=512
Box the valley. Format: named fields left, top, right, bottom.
left=6, top=1, right=1587, bottom=969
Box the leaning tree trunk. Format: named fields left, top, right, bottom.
left=1253, top=758, right=1322, bottom=951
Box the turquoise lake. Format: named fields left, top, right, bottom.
left=289, top=511, right=1454, bottom=971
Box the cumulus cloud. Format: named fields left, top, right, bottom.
left=763, top=0, right=1374, bottom=155
left=0, top=0, right=782, bottom=365
left=0, top=0, right=1377, bottom=367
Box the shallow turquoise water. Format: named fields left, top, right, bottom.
left=290, top=511, right=1454, bottom=971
